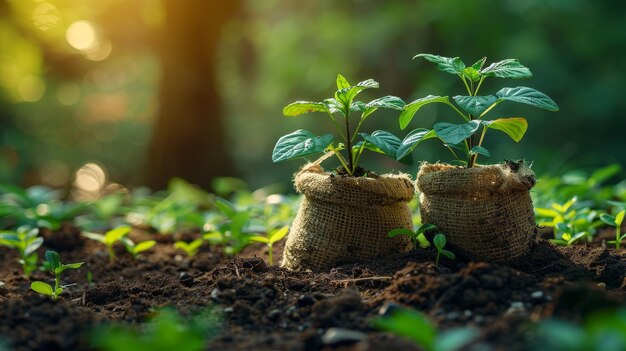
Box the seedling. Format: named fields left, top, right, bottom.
left=120, top=237, right=157, bottom=259
left=202, top=197, right=252, bottom=256
left=536, top=197, right=602, bottom=245
left=433, top=234, right=455, bottom=266
left=250, top=226, right=289, bottom=265
left=174, top=239, right=203, bottom=258
left=30, top=250, right=83, bottom=300
left=388, top=223, right=436, bottom=250
left=90, top=307, right=220, bottom=351
left=82, top=226, right=132, bottom=263
left=273, top=74, right=407, bottom=175
left=374, top=306, right=476, bottom=351
left=396, top=54, right=559, bottom=167
left=600, top=209, right=626, bottom=249
left=0, top=226, right=43, bottom=278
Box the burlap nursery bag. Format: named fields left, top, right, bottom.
left=416, top=162, right=537, bottom=262
left=281, top=165, right=414, bottom=271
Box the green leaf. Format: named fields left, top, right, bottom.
left=45, top=250, right=61, bottom=269
left=496, top=86, right=559, bottom=111
left=249, top=236, right=269, bottom=244
left=282, top=101, right=328, bottom=116
left=599, top=214, right=616, bottom=227
left=374, top=308, right=436, bottom=349
left=399, top=95, right=450, bottom=130
left=453, top=95, right=498, bottom=116
left=616, top=210, right=625, bottom=226
left=324, top=98, right=344, bottom=115
left=134, top=240, right=156, bottom=254
left=216, top=197, right=237, bottom=218
left=434, top=121, right=481, bottom=145
left=336, top=74, right=350, bottom=90
left=350, top=101, right=366, bottom=113
left=31, top=281, right=54, bottom=296
left=471, top=57, right=487, bottom=70
left=25, top=237, right=43, bottom=257
left=483, top=118, right=528, bottom=142
left=589, top=164, right=621, bottom=185
left=433, top=233, right=447, bottom=250
left=415, top=223, right=437, bottom=234
left=480, top=59, right=532, bottom=79
left=268, top=226, right=289, bottom=244
left=396, top=129, right=438, bottom=161
left=470, top=146, right=491, bottom=157
left=462, top=67, right=482, bottom=82
left=413, top=53, right=465, bottom=75
left=441, top=250, right=456, bottom=259
left=362, top=131, right=402, bottom=158
left=335, top=79, right=379, bottom=106
left=55, top=261, right=84, bottom=275
left=416, top=233, right=430, bottom=249
left=365, top=95, right=405, bottom=110
left=388, top=228, right=415, bottom=238
left=105, top=226, right=131, bottom=245
left=535, top=208, right=559, bottom=218
left=272, top=130, right=334, bottom=163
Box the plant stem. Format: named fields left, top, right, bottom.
left=617, top=226, right=621, bottom=249
left=475, top=76, right=485, bottom=95
left=352, top=142, right=367, bottom=174
left=469, top=126, right=488, bottom=167
left=435, top=251, right=440, bottom=266
left=53, top=273, right=60, bottom=300
left=344, top=110, right=354, bottom=174
left=268, top=244, right=273, bottom=266
left=328, top=112, right=347, bottom=141
left=331, top=147, right=350, bottom=173
left=108, top=245, right=115, bottom=264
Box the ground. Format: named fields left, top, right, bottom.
left=0, top=226, right=624, bottom=351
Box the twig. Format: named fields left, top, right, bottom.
left=330, top=276, right=392, bottom=284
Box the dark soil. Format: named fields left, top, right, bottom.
left=0, top=227, right=624, bottom=351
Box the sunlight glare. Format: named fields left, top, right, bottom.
left=66, top=21, right=98, bottom=51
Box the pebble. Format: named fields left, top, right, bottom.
left=531, top=291, right=544, bottom=299
left=210, top=288, right=221, bottom=302
left=267, top=309, right=281, bottom=322
left=321, top=328, right=367, bottom=345
left=222, top=307, right=234, bottom=314
left=0, top=281, right=8, bottom=295
left=596, top=282, right=606, bottom=289
left=506, top=301, right=526, bottom=315
left=179, top=272, right=194, bottom=287
left=464, top=310, right=473, bottom=318
left=378, top=301, right=402, bottom=316
left=297, top=295, right=315, bottom=307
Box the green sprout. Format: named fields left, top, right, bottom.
left=30, top=250, right=83, bottom=300
left=174, top=239, right=203, bottom=258
left=250, top=226, right=289, bottom=265
left=536, top=197, right=600, bottom=246
left=202, top=198, right=252, bottom=256
left=82, top=226, right=132, bottom=263
left=272, top=74, right=407, bottom=175
left=90, top=308, right=220, bottom=351
left=600, top=209, right=625, bottom=249
left=388, top=223, right=436, bottom=250
left=433, top=234, right=455, bottom=266
left=0, top=226, right=43, bottom=278
left=374, top=306, right=476, bottom=351
left=120, top=237, right=157, bottom=259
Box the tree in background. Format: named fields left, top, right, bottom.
left=146, top=0, right=242, bottom=189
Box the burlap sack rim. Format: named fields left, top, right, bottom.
left=293, top=164, right=415, bottom=206
left=416, top=161, right=536, bottom=195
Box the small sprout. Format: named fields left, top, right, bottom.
left=388, top=223, right=436, bottom=250
left=30, top=250, right=83, bottom=300
left=250, top=226, right=289, bottom=265
left=374, top=306, right=476, bottom=351
left=87, top=271, right=94, bottom=287
left=174, top=239, right=203, bottom=257
left=0, top=226, right=43, bottom=278
left=82, top=226, right=132, bottom=263
left=433, top=233, right=455, bottom=266
left=120, top=237, right=157, bottom=259
left=550, top=223, right=589, bottom=246
left=600, top=209, right=626, bottom=249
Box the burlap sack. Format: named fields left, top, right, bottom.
left=281, top=164, right=414, bottom=271
left=416, top=162, right=537, bottom=262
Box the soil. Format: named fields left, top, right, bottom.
left=0, top=226, right=624, bottom=351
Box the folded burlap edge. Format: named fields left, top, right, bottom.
left=416, top=161, right=537, bottom=195
left=293, top=163, right=415, bottom=206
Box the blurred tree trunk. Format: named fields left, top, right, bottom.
left=146, top=0, right=241, bottom=190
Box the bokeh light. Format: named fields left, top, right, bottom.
left=66, top=20, right=98, bottom=51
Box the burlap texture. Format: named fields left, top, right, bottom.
left=281, top=165, right=414, bottom=271
left=416, top=162, right=537, bottom=262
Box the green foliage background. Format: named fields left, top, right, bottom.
left=1, top=0, right=625, bottom=189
